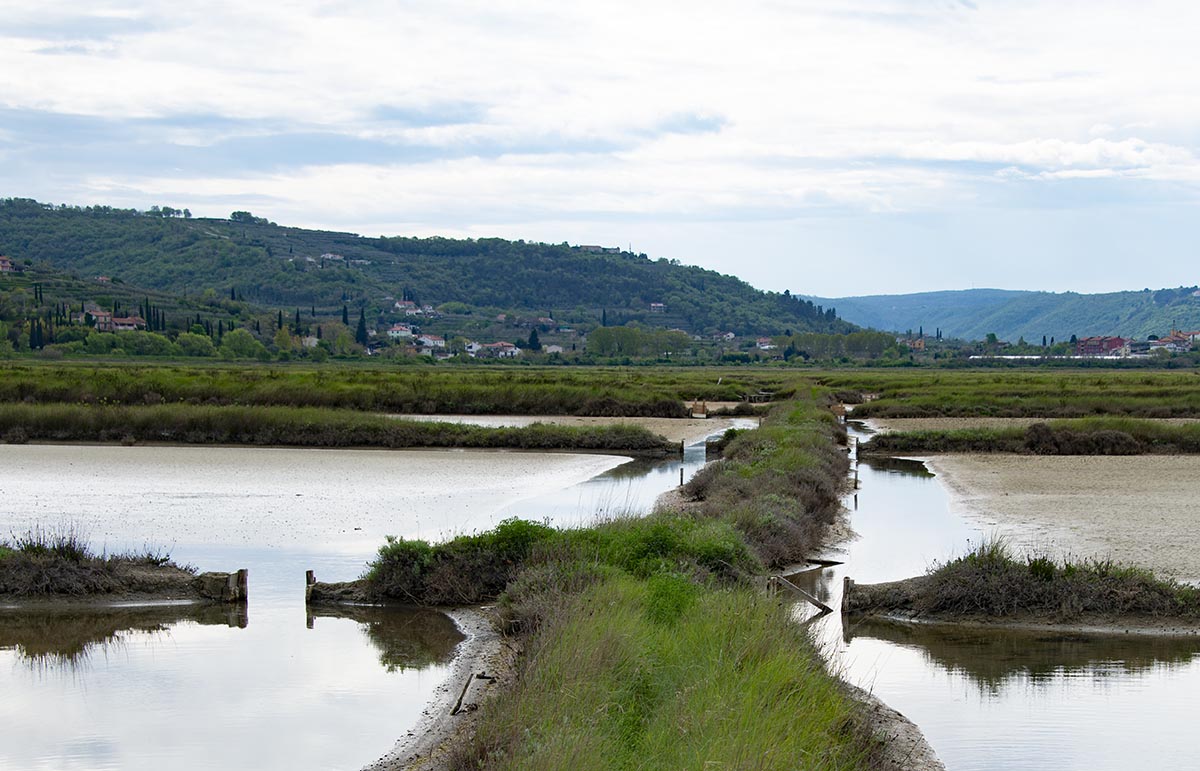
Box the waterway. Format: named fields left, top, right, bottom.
left=796, top=423, right=1200, bottom=771
left=0, top=422, right=747, bottom=770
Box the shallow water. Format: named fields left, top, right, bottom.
left=0, top=425, right=740, bottom=770
left=797, top=424, right=1200, bottom=771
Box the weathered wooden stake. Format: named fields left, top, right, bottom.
left=680, top=467, right=684, bottom=486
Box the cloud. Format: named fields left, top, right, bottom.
left=1, top=0, right=1200, bottom=294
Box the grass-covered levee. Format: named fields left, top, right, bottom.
left=350, top=392, right=897, bottom=770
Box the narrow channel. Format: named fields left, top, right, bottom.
left=795, top=422, right=1200, bottom=771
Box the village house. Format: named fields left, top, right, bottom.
left=756, top=337, right=777, bottom=351
left=415, top=334, right=445, bottom=348
left=649, top=302, right=666, bottom=313
left=0, top=255, right=14, bottom=273
left=1076, top=336, right=1128, bottom=357
left=394, top=300, right=416, bottom=312
left=575, top=244, right=620, bottom=254
left=386, top=323, right=414, bottom=339
left=464, top=341, right=484, bottom=356
left=544, top=344, right=565, bottom=354
left=481, top=341, right=521, bottom=358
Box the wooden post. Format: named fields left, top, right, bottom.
left=305, top=570, right=316, bottom=603
left=680, top=467, right=684, bottom=486
left=841, top=576, right=854, bottom=613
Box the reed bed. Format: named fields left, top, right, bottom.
left=0, top=363, right=804, bottom=416
left=860, top=417, right=1200, bottom=455
left=0, top=402, right=678, bottom=454
left=819, top=370, right=1200, bottom=418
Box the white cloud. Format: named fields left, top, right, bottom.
left=3, top=0, right=1200, bottom=293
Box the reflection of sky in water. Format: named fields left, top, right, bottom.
left=795, top=423, right=1200, bottom=771
left=0, top=424, right=747, bottom=770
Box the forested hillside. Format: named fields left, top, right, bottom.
left=806, top=287, right=1200, bottom=342
left=0, top=199, right=851, bottom=336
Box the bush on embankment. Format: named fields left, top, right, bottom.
left=450, top=575, right=871, bottom=771
left=0, top=526, right=188, bottom=597
left=0, top=403, right=678, bottom=454
left=848, top=540, right=1200, bottom=620
left=682, top=397, right=850, bottom=567
left=861, top=418, right=1200, bottom=456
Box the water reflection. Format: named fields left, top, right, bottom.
left=307, top=605, right=464, bottom=672
left=0, top=604, right=248, bottom=669
left=846, top=618, right=1200, bottom=693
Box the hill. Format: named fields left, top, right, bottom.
left=0, top=199, right=851, bottom=337
left=804, top=287, right=1200, bottom=342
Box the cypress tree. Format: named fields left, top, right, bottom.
left=294, top=308, right=301, bottom=330
left=342, top=304, right=349, bottom=326
left=355, top=309, right=368, bottom=345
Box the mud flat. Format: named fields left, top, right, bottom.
left=922, top=454, right=1200, bottom=583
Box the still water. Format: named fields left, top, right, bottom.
left=798, top=424, right=1200, bottom=771
left=0, top=426, right=740, bottom=770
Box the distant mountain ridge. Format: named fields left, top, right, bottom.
left=0, top=198, right=852, bottom=337
left=803, top=287, right=1200, bottom=342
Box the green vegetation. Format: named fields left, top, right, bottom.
left=0, top=363, right=804, bottom=416
left=806, top=285, right=1200, bottom=342
left=1, top=198, right=851, bottom=336
left=847, top=540, right=1200, bottom=620
left=821, top=370, right=1200, bottom=418
left=354, top=392, right=874, bottom=767
left=454, top=576, right=870, bottom=771
left=861, top=418, right=1200, bottom=456
left=0, top=403, right=679, bottom=454
left=0, top=526, right=187, bottom=598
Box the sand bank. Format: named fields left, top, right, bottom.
left=922, top=454, right=1200, bottom=583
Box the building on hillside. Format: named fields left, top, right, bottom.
left=756, top=337, right=777, bottom=351
left=387, top=323, right=414, bottom=339
left=544, top=344, right=565, bottom=354
left=415, top=334, right=445, bottom=348
left=1076, top=336, right=1128, bottom=356
left=94, top=275, right=111, bottom=283
left=394, top=300, right=416, bottom=311
left=0, top=255, right=13, bottom=273
left=481, top=341, right=521, bottom=358
left=109, top=315, right=147, bottom=332
left=649, top=302, right=666, bottom=313
left=576, top=244, right=620, bottom=254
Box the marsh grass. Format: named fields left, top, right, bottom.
left=819, top=370, right=1200, bottom=419
left=450, top=576, right=871, bottom=771
left=911, top=540, right=1200, bottom=619
left=0, top=402, right=679, bottom=454
left=0, top=363, right=804, bottom=416
left=861, top=418, right=1200, bottom=456
left=0, top=526, right=189, bottom=597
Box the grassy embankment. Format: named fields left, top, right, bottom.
left=0, top=402, right=678, bottom=454
left=0, top=363, right=801, bottom=416
left=818, top=370, right=1200, bottom=418
left=861, top=417, right=1200, bottom=456
left=355, top=393, right=879, bottom=769
left=845, top=540, right=1200, bottom=621
left=0, top=526, right=191, bottom=598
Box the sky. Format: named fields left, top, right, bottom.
left=1, top=0, right=1198, bottom=297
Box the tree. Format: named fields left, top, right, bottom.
left=355, top=308, right=368, bottom=345
left=528, top=328, right=541, bottom=351
left=342, top=304, right=349, bottom=326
